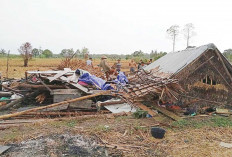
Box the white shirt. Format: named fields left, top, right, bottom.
left=86, top=60, right=92, bottom=66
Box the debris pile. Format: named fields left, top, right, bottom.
left=0, top=66, right=186, bottom=121
left=58, top=58, right=105, bottom=78
left=121, top=69, right=183, bottom=103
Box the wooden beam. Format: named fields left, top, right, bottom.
left=97, top=100, right=125, bottom=107
left=0, top=92, right=12, bottom=97
left=134, top=102, right=157, bottom=117
left=70, top=83, right=92, bottom=94
left=0, top=91, right=111, bottom=120
left=151, top=104, right=182, bottom=121
left=16, top=83, right=65, bottom=89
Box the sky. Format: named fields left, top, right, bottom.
left=0, top=0, right=232, bottom=54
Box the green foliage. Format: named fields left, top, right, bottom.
left=80, top=47, right=89, bottom=58
left=172, top=116, right=232, bottom=129
left=66, top=120, right=77, bottom=127
left=31, top=48, right=40, bottom=58
left=150, top=50, right=167, bottom=61
left=133, top=109, right=148, bottom=118
left=210, top=116, right=232, bottom=127
left=132, top=50, right=144, bottom=57
left=0, top=49, right=6, bottom=56
left=60, top=48, right=75, bottom=58
left=42, top=49, right=53, bottom=58
left=223, top=49, right=232, bottom=62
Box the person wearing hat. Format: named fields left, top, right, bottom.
left=129, top=59, right=136, bottom=74
left=116, top=59, right=121, bottom=72
left=99, top=55, right=111, bottom=80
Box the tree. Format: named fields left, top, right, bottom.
left=223, top=49, right=232, bottom=62
left=18, top=42, right=32, bottom=67
left=150, top=50, right=167, bottom=60
left=81, top=47, right=89, bottom=59
left=167, top=25, right=179, bottom=52
left=183, top=23, right=196, bottom=47
left=132, top=50, right=144, bottom=57
left=60, top=48, right=75, bottom=58
left=32, top=48, right=40, bottom=58
left=42, top=49, right=53, bottom=58
left=0, top=49, right=6, bottom=56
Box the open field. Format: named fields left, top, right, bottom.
left=1, top=57, right=232, bottom=156
left=0, top=58, right=131, bottom=78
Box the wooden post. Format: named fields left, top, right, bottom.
left=6, top=51, right=10, bottom=79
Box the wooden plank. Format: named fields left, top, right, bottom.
left=0, top=92, right=12, bottom=97
left=134, top=102, right=157, bottom=117
left=151, top=104, right=182, bottom=121
left=70, top=83, right=92, bottom=94
left=0, top=91, right=111, bottom=120
left=48, top=68, right=72, bottom=82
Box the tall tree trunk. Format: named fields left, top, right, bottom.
left=173, top=35, right=176, bottom=52
left=24, top=58, right=28, bottom=67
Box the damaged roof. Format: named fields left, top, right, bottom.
left=145, top=43, right=217, bottom=74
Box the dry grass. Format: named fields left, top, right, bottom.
left=0, top=115, right=232, bottom=156
left=0, top=58, right=131, bottom=78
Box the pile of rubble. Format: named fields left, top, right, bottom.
left=58, top=58, right=105, bottom=78
left=0, top=65, right=186, bottom=123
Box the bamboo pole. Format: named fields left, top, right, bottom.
left=0, top=91, right=111, bottom=120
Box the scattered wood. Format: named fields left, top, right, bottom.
left=16, top=83, right=65, bottom=90
left=134, top=102, right=157, bottom=117
left=151, top=104, right=182, bottom=121
left=0, top=92, right=12, bottom=97
left=0, top=97, right=23, bottom=111
left=23, top=111, right=96, bottom=116
left=97, top=100, right=125, bottom=107
left=0, top=91, right=111, bottom=120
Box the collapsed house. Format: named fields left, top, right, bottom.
left=145, top=43, right=232, bottom=107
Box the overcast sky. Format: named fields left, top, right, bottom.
left=0, top=0, right=232, bottom=54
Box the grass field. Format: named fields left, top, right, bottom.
left=0, top=57, right=132, bottom=78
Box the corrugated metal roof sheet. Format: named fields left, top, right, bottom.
left=145, top=43, right=217, bottom=74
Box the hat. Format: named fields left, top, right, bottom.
left=101, top=55, right=107, bottom=59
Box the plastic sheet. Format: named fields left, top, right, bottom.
left=78, top=73, right=113, bottom=90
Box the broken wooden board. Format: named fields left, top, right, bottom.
left=0, top=145, right=11, bottom=155
left=70, top=83, right=92, bottom=94
left=151, top=105, right=182, bottom=121
left=48, top=68, right=72, bottom=82
left=134, top=102, right=157, bottom=117
left=41, top=103, right=69, bottom=111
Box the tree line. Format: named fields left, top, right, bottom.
left=0, top=42, right=167, bottom=67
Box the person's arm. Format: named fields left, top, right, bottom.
left=91, top=61, right=94, bottom=68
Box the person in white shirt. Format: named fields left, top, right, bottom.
left=86, top=57, right=93, bottom=68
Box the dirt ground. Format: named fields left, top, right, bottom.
left=1, top=115, right=232, bottom=157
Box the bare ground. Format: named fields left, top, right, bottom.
left=1, top=115, right=232, bottom=157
